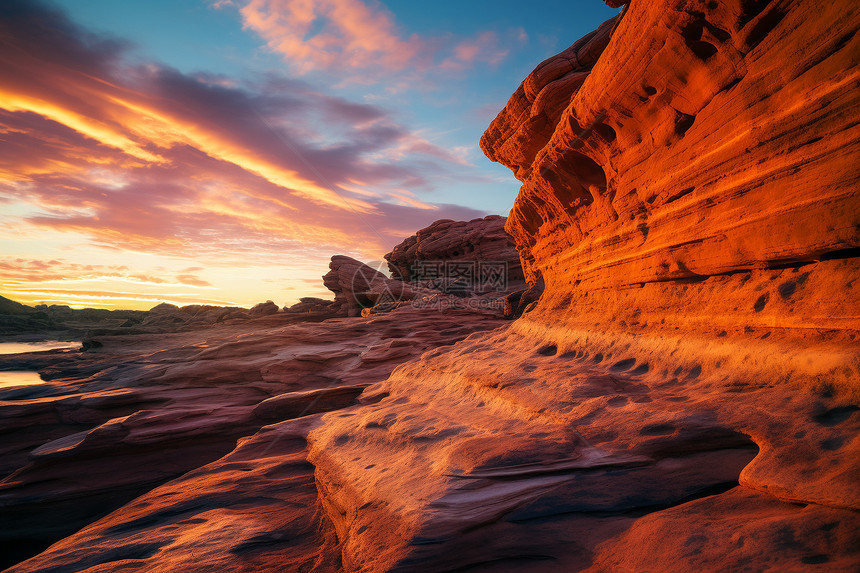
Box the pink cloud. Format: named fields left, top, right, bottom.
left=0, top=1, right=494, bottom=309
left=441, top=32, right=510, bottom=73
left=234, top=0, right=513, bottom=77
left=240, top=0, right=425, bottom=74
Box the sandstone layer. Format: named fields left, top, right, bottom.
left=3, top=1, right=859, bottom=571
left=305, top=1, right=860, bottom=570
left=384, top=215, right=526, bottom=296
left=1, top=307, right=506, bottom=570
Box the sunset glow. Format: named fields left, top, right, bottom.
left=0, top=0, right=618, bottom=309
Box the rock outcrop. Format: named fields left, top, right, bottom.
left=304, top=1, right=860, bottom=570
left=283, top=297, right=336, bottom=313
left=0, top=296, right=308, bottom=340
left=3, top=1, right=859, bottom=571
left=384, top=215, right=526, bottom=296
left=321, top=255, right=421, bottom=316
left=0, top=306, right=506, bottom=570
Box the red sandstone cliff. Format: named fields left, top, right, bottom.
left=305, top=1, right=860, bottom=570
left=4, top=1, right=859, bottom=572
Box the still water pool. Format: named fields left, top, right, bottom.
left=0, top=341, right=79, bottom=355
left=0, top=371, right=46, bottom=389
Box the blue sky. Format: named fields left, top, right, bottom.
left=1, top=0, right=619, bottom=308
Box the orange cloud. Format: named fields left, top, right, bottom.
left=0, top=1, right=490, bottom=309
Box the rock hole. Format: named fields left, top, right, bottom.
left=559, top=351, right=577, bottom=359
left=681, top=21, right=719, bottom=60
left=738, top=0, right=772, bottom=28
left=557, top=149, right=607, bottom=189
left=744, top=6, right=787, bottom=49
left=777, top=281, right=796, bottom=299
left=820, top=437, right=846, bottom=451
left=688, top=365, right=702, bottom=379
left=536, top=344, right=558, bottom=356
left=631, top=363, right=650, bottom=375
left=813, top=405, right=859, bottom=426
left=593, top=122, right=616, bottom=142
left=753, top=293, right=769, bottom=312
left=644, top=85, right=657, bottom=96
left=666, top=186, right=695, bottom=204
left=691, top=40, right=718, bottom=60
left=593, top=353, right=604, bottom=363
left=674, top=111, right=696, bottom=136
left=610, top=358, right=636, bottom=372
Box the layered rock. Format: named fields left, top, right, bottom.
left=321, top=255, right=418, bottom=316
left=305, top=1, right=860, bottom=570
left=384, top=216, right=526, bottom=296
left=483, top=1, right=860, bottom=291
left=1, top=306, right=506, bottom=570
left=3, top=1, right=859, bottom=571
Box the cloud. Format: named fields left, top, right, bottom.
left=0, top=0, right=491, bottom=268
left=238, top=0, right=424, bottom=74
left=233, top=0, right=514, bottom=78
left=176, top=274, right=214, bottom=287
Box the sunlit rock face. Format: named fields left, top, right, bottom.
left=306, top=1, right=860, bottom=571
left=4, top=2, right=859, bottom=572
left=482, top=0, right=859, bottom=291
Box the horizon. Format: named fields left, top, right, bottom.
left=0, top=0, right=619, bottom=310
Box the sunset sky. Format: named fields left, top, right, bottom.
left=0, top=0, right=618, bottom=310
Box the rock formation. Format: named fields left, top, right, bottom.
left=283, top=297, right=336, bottom=314
left=385, top=215, right=526, bottom=296
left=321, top=255, right=420, bottom=316
left=304, top=1, right=860, bottom=570
left=0, top=306, right=506, bottom=570
left=3, top=1, right=860, bottom=571
left=0, top=296, right=308, bottom=339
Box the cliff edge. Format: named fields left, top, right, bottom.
left=306, top=1, right=860, bottom=570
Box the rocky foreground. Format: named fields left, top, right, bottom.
left=2, top=0, right=860, bottom=571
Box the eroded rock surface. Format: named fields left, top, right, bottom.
left=4, top=1, right=859, bottom=571
left=385, top=215, right=526, bottom=296
left=321, top=255, right=424, bottom=317
left=305, top=1, right=860, bottom=570
left=1, top=307, right=506, bottom=570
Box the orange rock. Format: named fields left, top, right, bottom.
left=305, top=1, right=860, bottom=570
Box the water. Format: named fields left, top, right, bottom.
left=0, top=371, right=46, bottom=389
left=0, top=341, right=80, bottom=355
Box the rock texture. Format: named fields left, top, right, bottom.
left=321, top=256, right=419, bottom=317
left=1, top=306, right=506, bottom=570
left=4, top=1, right=860, bottom=572
left=384, top=216, right=526, bottom=295
left=303, top=1, right=860, bottom=571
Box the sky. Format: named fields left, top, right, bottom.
left=0, top=0, right=619, bottom=310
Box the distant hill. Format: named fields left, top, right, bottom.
left=0, top=295, right=35, bottom=316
